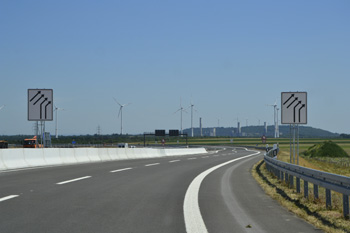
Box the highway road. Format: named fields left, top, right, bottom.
left=0, top=147, right=321, bottom=233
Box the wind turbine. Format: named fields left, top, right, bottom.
left=266, top=100, right=279, bottom=138
left=0, top=105, right=5, bottom=111
left=174, top=98, right=187, bottom=135
left=188, top=99, right=197, bottom=137
left=54, top=105, right=64, bottom=139
left=113, top=98, right=131, bottom=135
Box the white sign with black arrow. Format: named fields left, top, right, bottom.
left=28, top=89, right=53, bottom=121
left=281, top=92, right=307, bottom=124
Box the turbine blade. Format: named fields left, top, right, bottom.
left=174, top=108, right=181, bottom=114
left=113, top=97, right=122, bottom=106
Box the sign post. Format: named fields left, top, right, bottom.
left=28, top=89, right=53, bottom=148
left=281, top=92, right=307, bottom=165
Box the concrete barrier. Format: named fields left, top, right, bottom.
left=43, top=148, right=62, bottom=165
left=108, top=148, right=118, bottom=160
left=23, top=148, right=46, bottom=167
left=87, top=148, right=101, bottom=162
left=98, top=148, right=111, bottom=161
left=59, top=148, right=77, bottom=164
left=74, top=148, right=91, bottom=163
left=2, top=149, right=28, bottom=169
left=0, top=147, right=207, bottom=171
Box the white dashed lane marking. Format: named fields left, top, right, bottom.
left=0, top=195, right=19, bottom=203
left=56, top=176, right=91, bottom=185
left=110, top=168, right=133, bottom=173
left=169, top=160, right=180, bottom=163
left=145, top=163, right=160, bottom=167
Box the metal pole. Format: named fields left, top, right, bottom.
left=43, top=121, right=46, bottom=148
left=55, top=108, right=58, bottom=139
left=40, top=121, right=42, bottom=147
left=36, top=121, right=39, bottom=148
left=297, top=124, right=299, bottom=165
left=274, top=106, right=277, bottom=138
left=276, top=108, right=279, bottom=138
left=290, top=124, right=292, bottom=163
left=293, top=124, right=296, bottom=164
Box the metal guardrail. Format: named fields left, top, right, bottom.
left=264, top=151, right=350, bottom=219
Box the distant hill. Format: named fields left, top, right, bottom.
left=183, top=125, right=339, bottom=138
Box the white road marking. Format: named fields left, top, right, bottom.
left=188, top=158, right=196, bottom=160
left=0, top=195, right=19, bottom=202
left=169, top=160, right=180, bottom=163
left=202, top=156, right=209, bottom=158
left=56, top=176, right=91, bottom=185
left=110, top=168, right=132, bottom=173
left=145, top=163, right=160, bottom=167
left=183, top=149, right=260, bottom=233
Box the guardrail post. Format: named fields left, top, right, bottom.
left=289, top=175, right=294, bottom=188
left=285, top=172, right=288, bottom=183
left=326, top=189, right=332, bottom=209
left=343, top=195, right=349, bottom=219
left=296, top=177, right=300, bottom=193
left=304, top=180, right=308, bottom=198
left=281, top=171, right=284, bottom=181
left=313, top=184, right=319, bottom=199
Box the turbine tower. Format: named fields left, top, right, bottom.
left=54, top=105, right=64, bottom=139
left=267, top=101, right=279, bottom=138
left=174, top=98, right=187, bottom=135
left=113, top=98, right=131, bottom=135
left=189, top=100, right=197, bottom=137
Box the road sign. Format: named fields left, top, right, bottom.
left=28, top=89, right=53, bottom=121
left=155, top=130, right=166, bottom=136
left=169, top=130, right=179, bottom=136
left=261, top=135, right=267, bottom=143
left=281, top=92, right=307, bottom=124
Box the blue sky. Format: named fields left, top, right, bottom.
left=0, top=0, right=349, bottom=135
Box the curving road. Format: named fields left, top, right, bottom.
left=0, top=147, right=321, bottom=232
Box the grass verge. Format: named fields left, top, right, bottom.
left=252, top=159, right=350, bottom=233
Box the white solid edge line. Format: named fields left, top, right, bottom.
left=169, top=160, right=180, bottom=163
left=183, top=149, right=261, bottom=233
left=56, top=176, right=91, bottom=185
left=0, top=195, right=19, bottom=202
left=110, top=168, right=132, bottom=173
left=145, top=163, right=160, bottom=167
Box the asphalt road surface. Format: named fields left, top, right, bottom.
left=0, top=147, right=322, bottom=233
